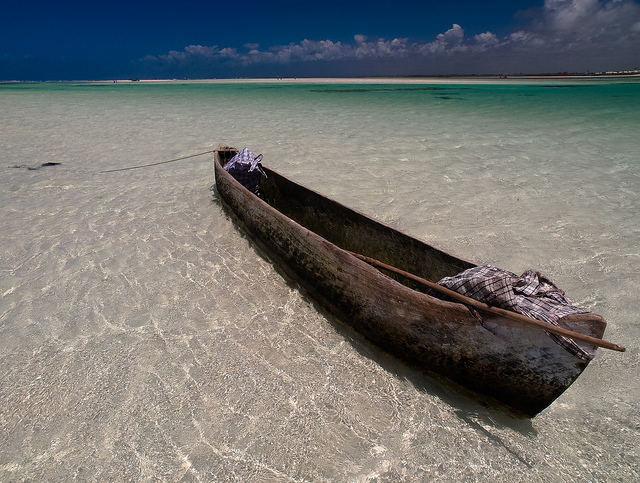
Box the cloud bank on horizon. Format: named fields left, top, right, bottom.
left=141, top=0, right=640, bottom=77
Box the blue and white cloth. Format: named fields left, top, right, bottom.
left=438, top=265, right=592, bottom=360
left=224, top=148, right=266, bottom=177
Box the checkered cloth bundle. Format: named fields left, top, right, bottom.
left=438, top=265, right=592, bottom=360
left=224, top=148, right=266, bottom=195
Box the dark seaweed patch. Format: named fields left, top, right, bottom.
left=542, top=85, right=590, bottom=88
left=310, top=86, right=465, bottom=93
left=9, top=162, right=61, bottom=170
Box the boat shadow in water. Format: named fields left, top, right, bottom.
left=210, top=185, right=536, bottom=435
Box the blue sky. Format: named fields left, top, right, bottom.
left=2, top=0, right=639, bottom=80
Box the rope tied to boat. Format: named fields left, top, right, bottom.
left=100, top=149, right=218, bottom=173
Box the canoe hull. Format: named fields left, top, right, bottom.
left=214, top=147, right=606, bottom=417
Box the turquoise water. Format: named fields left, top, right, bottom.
left=1, top=78, right=639, bottom=481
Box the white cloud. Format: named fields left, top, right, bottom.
left=148, top=45, right=240, bottom=65
left=184, top=45, right=218, bottom=57
left=354, top=34, right=368, bottom=45
left=355, top=37, right=410, bottom=58
left=543, top=0, right=640, bottom=39
left=440, top=23, right=465, bottom=44
left=263, top=39, right=349, bottom=63
left=421, top=24, right=465, bottom=54
left=545, top=0, right=601, bottom=31
left=471, top=32, right=500, bottom=51
left=474, top=32, right=499, bottom=45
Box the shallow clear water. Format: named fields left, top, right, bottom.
left=1, top=78, right=638, bottom=481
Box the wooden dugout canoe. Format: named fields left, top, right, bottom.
left=214, top=145, right=609, bottom=417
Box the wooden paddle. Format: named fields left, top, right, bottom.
left=347, top=251, right=626, bottom=353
